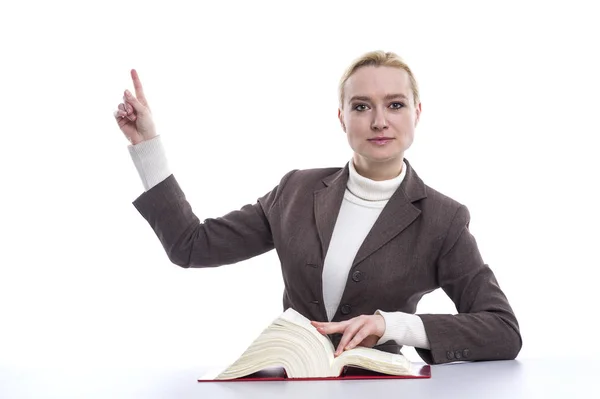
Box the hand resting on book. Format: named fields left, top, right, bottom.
left=311, top=314, right=385, bottom=357
left=203, top=308, right=420, bottom=380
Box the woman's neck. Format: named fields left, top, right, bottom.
left=347, top=158, right=406, bottom=201
left=352, top=154, right=405, bottom=181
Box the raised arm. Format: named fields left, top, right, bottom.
left=114, top=69, right=294, bottom=268
left=131, top=171, right=294, bottom=268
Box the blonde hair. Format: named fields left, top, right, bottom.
left=338, top=50, right=420, bottom=108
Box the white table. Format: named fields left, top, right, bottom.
left=1, top=358, right=597, bottom=398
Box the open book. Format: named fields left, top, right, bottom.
left=199, top=308, right=429, bottom=380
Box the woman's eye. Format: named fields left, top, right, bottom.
left=390, top=102, right=405, bottom=109
left=353, top=104, right=368, bottom=111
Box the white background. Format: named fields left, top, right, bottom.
left=1, top=0, right=599, bottom=372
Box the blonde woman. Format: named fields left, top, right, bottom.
left=114, top=50, right=521, bottom=365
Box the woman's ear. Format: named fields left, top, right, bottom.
left=414, top=102, right=422, bottom=127
left=338, top=108, right=346, bottom=132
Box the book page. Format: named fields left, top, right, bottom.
left=331, top=346, right=413, bottom=376
left=213, top=308, right=339, bottom=379
left=278, top=308, right=336, bottom=359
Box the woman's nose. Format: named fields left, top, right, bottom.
left=371, top=110, right=389, bottom=130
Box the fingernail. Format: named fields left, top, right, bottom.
left=125, top=90, right=131, bottom=97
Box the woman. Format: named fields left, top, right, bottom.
left=114, top=50, right=522, bottom=364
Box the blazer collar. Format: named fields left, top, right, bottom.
left=321, top=158, right=426, bottom=200
left=315, top=158, right=427, bottom=266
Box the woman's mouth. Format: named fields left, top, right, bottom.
left=368, top=137, right=394, bottom=145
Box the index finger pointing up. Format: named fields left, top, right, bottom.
left=130, top=69, right=148, bottom=106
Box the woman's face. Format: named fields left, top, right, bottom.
left=339, top=66, right=421, bottom=170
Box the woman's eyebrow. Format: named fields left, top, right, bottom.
left=349, top=93, right=408, bottom=102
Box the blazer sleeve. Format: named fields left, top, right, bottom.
left=131, top=171, right=295, bottom=268
left=416, top=205, right=522, bottom=364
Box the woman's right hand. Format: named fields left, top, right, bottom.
left=114, top=69, right=157, bottom=145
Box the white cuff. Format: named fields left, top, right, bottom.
left=375, top=310, right=431, bottom=349
left=128, top=135, right=171, bottom=191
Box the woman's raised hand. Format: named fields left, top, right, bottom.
left=114, top=69, right=157, bottom=145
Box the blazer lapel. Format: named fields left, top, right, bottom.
left=352, top=159, right=427, bottom=267
left=314, top=164, right=349, bottom=259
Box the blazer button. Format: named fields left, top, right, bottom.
left=341, top=304, right=352, bottom=315
left=454, top=350, right=462, bottom=360
left=462, top=349, right=470, bottom=358
left=446, top=351, right=454, bottom=360
left=352, top=270, right=364, bottom=282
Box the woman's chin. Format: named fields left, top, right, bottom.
left=357, top=151, right=404, bottom=164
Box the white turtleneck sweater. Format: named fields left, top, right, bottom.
left=128, top=136, right=430, bottom=350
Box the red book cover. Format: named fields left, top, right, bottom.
left=198, top=364, right=431, bottom=382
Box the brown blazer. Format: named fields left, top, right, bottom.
left=132, top=158, right=522, bottom=364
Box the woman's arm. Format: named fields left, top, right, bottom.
left=374, top=310, right=430, bottom=349
left=132, top=169, right=296, bottom=268
left=115, top=69, right=294, bottom=269
left=415, top=205, right=522, bottom=364
left=128, top=135, right=171, bottom=192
